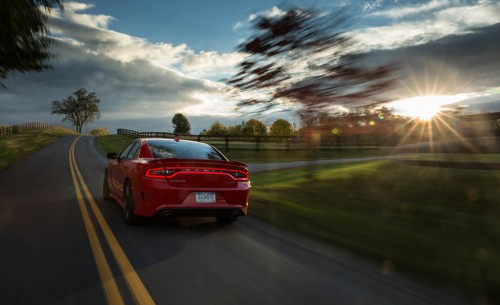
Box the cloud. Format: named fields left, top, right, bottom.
left=362, top=0, right=384, bottom=12
left=248, top=6, right=286, bottom=22
left=0, top=2, right=245, bottom=132
left=369, top=0, right=454, bottom=19
left=364, top=22, right=500, bottom=113
left=180, top=51, right=246, bottom=79
left=355, top=0, right=500, bottom=50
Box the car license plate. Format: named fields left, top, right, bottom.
left=195, top=192, right=216, bottom=203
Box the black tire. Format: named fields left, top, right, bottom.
left=103, top=170, right=111, bottom=200
left=216, top=216, right=237, bottom=224
left=123, top=182, right=139, bottom=225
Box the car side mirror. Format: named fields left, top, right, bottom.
left=107, top=152, right=119, bottom=159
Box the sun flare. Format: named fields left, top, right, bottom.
left=390, top=95, right=462, bottom=120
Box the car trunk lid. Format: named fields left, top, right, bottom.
left=144, top=159, right=248, bottom=188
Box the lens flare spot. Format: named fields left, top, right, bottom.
left=463, top=185, right=479, bottom=202
left=381, top=260, right=395, bottom=275
left=475, top=248, right=489, bottom=260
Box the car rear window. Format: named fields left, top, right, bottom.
left=146, top=140, right=226, bottom=160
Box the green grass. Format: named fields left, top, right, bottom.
left=249, top=161, right=500, bottom=299
left=222, top=147, right=386, bottom=164
left=400, top=153, right=500, bottom=163
left=95, top=134, right=130, bottom=155
left=0, top=127, right=78, bottom=170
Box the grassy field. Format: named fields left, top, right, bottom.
left=0, top=127, right=77, bottom=170
left=399, top=153, right=500, bottom=163
left=95, top=134, right=131, bottom=155
left=249, top=161, right=500, bottom=299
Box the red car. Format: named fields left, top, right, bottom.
left=103, top=138, right=250, bottom=225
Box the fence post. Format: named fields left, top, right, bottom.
left=255, top=136, right=260, bottom=151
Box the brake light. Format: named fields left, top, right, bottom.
left=145, top=167, right=248, bottom=181
left=145, top=168, right=177, bottom=178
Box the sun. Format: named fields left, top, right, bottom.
left=390, top=95, right=455, bottom=120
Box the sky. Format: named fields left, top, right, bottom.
left=0, top=0, right=499, bottom=133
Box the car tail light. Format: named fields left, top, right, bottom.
left=145, top=168, right=177, bottom=178
left=145, top=167, right=248, bottom=181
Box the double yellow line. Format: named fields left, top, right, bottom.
left=69, top=136, right=155, bottom=305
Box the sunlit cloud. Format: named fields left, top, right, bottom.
left=248, top=6, right=286, bottom=22
left=179, top=51, right=245, bottom=79
left=355, top=0, right=500, bottom=50
left=40, top=2, right=249, bottom=125
left=369, top=0, right=455, bottom=19
left=49, top=3, right=242, bottom=79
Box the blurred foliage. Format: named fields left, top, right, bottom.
left=269, top=119, right=294, bottom=136
left=1, top=0, right=62, bottom=87
left=242, top=119, right=267, bottom=136
left=202, top=119, right=268, bottom=136
left=203, top=121, right=228, bottom=136
left=227, top=5, right=396, bottom=117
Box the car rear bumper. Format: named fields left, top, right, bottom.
left=134, top=179, right=250, bottom=217
left=156, top=207, right=246, bottom=219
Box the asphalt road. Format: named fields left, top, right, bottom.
left=0, top=136, right=480, bottom=305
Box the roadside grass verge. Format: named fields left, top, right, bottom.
left=0, top=127, right=78, bottom=170
left=222, top=147, right=386, bottom=164
left=95, top=134, right=130, bottom=155
left=398, top=153, right=500, bottom=163
left=249, top=161, right=500, bottom=299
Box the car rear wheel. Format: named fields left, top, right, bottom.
left=124, top=182, right=139, bottom=225
left=103, top=170, right=111, bottom=200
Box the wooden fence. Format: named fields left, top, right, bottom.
left=117, top=128, right=393, bottom=151
left=0, top=122, right=53, bottom=138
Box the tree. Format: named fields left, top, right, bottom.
left=1, top=0, right=63, bottom=87
left=227, top=124, right=244, bottom=136
left=242, top=119, right=267, bottom=136
left=227, top=6, right=395, bottom=117
left=51, top=88, right=101, bottom=133
left=270, top=119, right=294, bottom=137
left=172, top=113, right=191, bottom=134
left=205, top=121, right=228, bottom=136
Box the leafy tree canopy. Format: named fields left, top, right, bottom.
left=205, top=121, right=228, bottom=136
left=172, top=113, right=191, bottom=134
left=242, top=119, right=267, bottom=136
left=227, top=5, right=396, bottom=117
left=51, top=88, right=101, bottom=133
left=1, top=0, right=62, bottom=87
left=269, top=119, right=294, bottom=137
